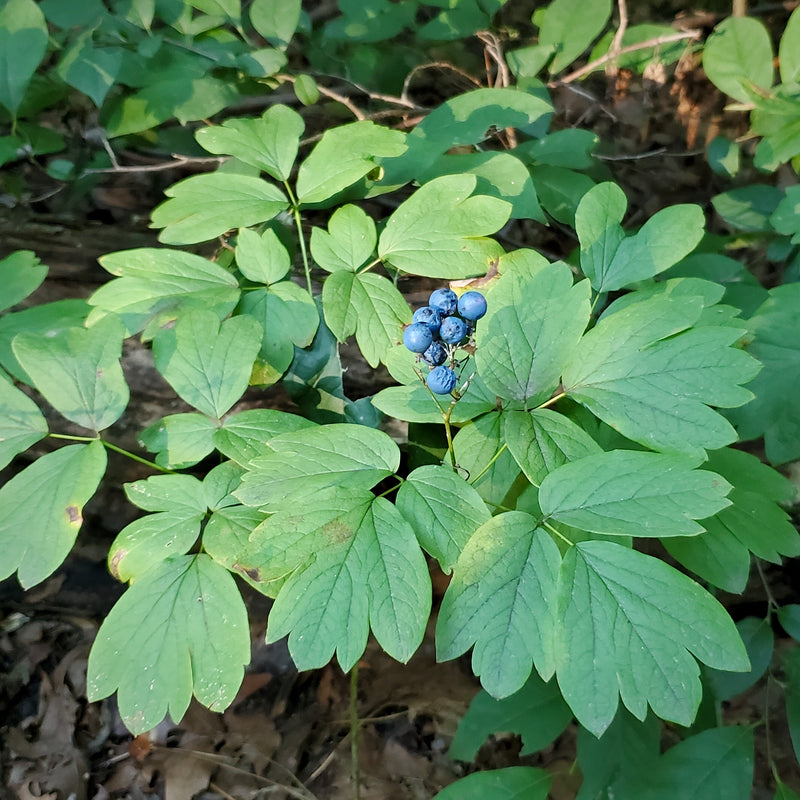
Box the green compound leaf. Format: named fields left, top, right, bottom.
left=322, top=270, right=410, bottom=367
left=562, top=293, right=760, bottom=456
left=504, top=408, right=601, bottom=486
left=107, top=474, right=208, bottom=583
left=248, top=0, right=301, bottom=48
left=775, top=778, right=800, bottom=800
left=0, top=299, right=90, bottom=383
left=108, top=510, right=203, bottom=584
left=152, top=310, right=262, bottom=419
left=295, top=77, right=319, bottom=108
left=55, top=30, right=123, bottom=107
left=419, top=151, right=544, bottom=222
left=234, top=423, right=400, bottom=510
left=213, top=408, right=316, bottom=465
left=664, top=448, right=800, bottom=592
left=780, top=6, right=800, bottom=84
left=705, top=617, right=774, bottom=702
left=726, top=284, right=800, bottom=464
left=0, top=375, right=48, bottom=469
left=13, top=316, right=129, bottom=432
left=437, top=514, right=561, bottom=698
left=381, top=87, right=553, bottom=186
left=192, top=0, right=239, bottom=21
left=530, top=164, right=595, bottom=224
left=195, top=104, right=304, bottom=181
left=506, top=43, right=556, bottom=79
left=254, top=489, right=431, bottom=671
left=539, top=450, right=732, bottom=538
left=39, top=0, right=106, bottom=27
left=202, top=461, right=245, bottom=510
left=87, top=554, right=250, bottom=736
left=310, top=204, right=377, bottom=273
left=125, top=473, right=208, bottom=514
left=378, top=174, right=509, bottom=279
left=556, top=540, right=750, bottom=737
left=450, top=671, right=572, bottom=761
left=589, top=24, right=688, bottom=74
left=323, top=0, right=414, bottom=42
left=239, top=280, right=319, bottom=381
left=0, top=0, right=48, bottom=115
left=151, top=173, right=288, bottom=245
left=624, top=726, right=754, bottom=800
left=418, top=0, right=495, bottom=40
left=102, top=44, right=240, bottom=134
left=475, top=260, right=591, bottom=404
left=537, top=0, right=612, bottom=74
left=786, top=648, right=800, bottom=765
left=515, top=128, right=598, bottom=168
left=395, top=464, right=490, bottom=573
left=296, top=120, right=406, bottom=205
left=235, top=227, right=290, bottom=285
left=0, top=250, right=47, bottom=312
left=90, top=248, right=240, bottom=337
left=770, top=185, right=800, bottom=241
left=778, top=605, right=800, bottom=641
left=712, top=184, right=783, bottom=232
left=0, top=442, right=106, bottom=588
left=454, top=410, right=521, bottom=506
left=203, top=504, right=267, bottom=573
left=703, top=16, right=774, bottom=104
left=370, top=379, right=497, bottom=425
left=576, top=708, right=661, bottom=800
left=241, top=485, right=372, bottom=582
left=576, top=182, right=704, bottom=293
left=139, top=413, right=218, bottom=470
left=433, top=767, right=551, bottom=800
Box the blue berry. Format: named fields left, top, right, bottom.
left=403, top=323, right=433, bottom=353
left=422, top=341, right=447, bottom=366
left=427, top=365, right=457, bottom=394
left=457, top=290, right=487, bottom=321
left=428, top=287, right=458, bottom=316
left=412, top=306, right=442, bottom=332
left=439, top=315, right=468, bottom=345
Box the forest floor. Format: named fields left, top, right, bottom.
left=1, top=15, right=799, bottom=800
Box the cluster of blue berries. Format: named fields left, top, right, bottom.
left=402, top=287, right=487, bottom=394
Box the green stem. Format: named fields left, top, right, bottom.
left=537, top=391, right=567, bottom=410
left=350, top=663, right=361, bottom=800
left=103, top=440, right=177, bottom=472
left=356, top=258, right=382, bottom=274
left=285, top=182, right=313, bottom=295
left=543, top=520, right=574, bottom=547
left=48, top=433, right=175, bottom=473
left=755, top=558, right=779, bottom=618
left=442, top=402, right=458, bottom=472
left=374, top=479, right=404, bottom=499
left=416, top=367, right=458, bottom=471
left=49, top=432, right=97, bottom=443
left=469, top=442, right=508, bottom=486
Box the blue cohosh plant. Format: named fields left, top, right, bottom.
left=3, top=1, right=800, bottom=797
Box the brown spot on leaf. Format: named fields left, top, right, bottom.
left=233, top=562, right=261, bottom=582
left=109, top=549, right=127, bottom=581
left=65, top=505, right=82, bottom=525
left=322, top=519, right=354, bottom=544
